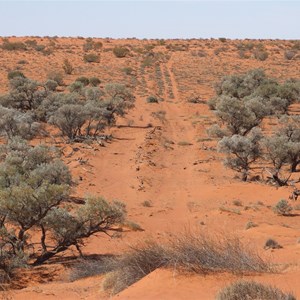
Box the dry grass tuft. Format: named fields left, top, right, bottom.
left=216, top=280, right=296, bottom=300
left=102, top=232, right=271, bottom=295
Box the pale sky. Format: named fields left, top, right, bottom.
left=0, top=1, right=299, bottom=39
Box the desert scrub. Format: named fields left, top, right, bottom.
left=83, top=53, right=100, bottom=63
left=146, top=96, right=159, bottom=103
left=264, top=238, right=282, bottom=250
left=102, top=232, right=270, bottom=295
left=284, top=50, right=297, bottom=60
left=113, top=46, right=130, bottom=58
left=273, top=199, right=293, bottom=216
left=7, top=70, right=25, bottom=80
left=216, top=280, right=295, bottom=300
left=62, top=58, right=74, bottom=74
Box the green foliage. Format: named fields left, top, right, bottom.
left=0, top=77, right=45, bottom=111
left=218, top=129, right=262, bottom=181
left=49, top=104, right=87, bottom=140
left=210, top=69, right=300, bottom=136
left=48, top=83, right=134, bottom=140
left=69, top=81, right=84, bottom=93
left=0, top=106, right=41, bottom=140
left=0, top=139, right=126, bottom=269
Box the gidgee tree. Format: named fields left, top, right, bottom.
left=209, top=69, right=300, bottom=136
left=218, top=129, right=262, bottom=181
left=0, top=139, right=126, bottom=277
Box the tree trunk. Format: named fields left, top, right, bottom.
left=290, top=160, right=299, bottom=172
left=32, top=246, right=68, bottom=266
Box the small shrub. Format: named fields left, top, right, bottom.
left=146, top=96, right=159, bottom=103
left=83, top=53, right=100, bottom=63
left=218, top=37, right=227, bottom=43
left=264, top=238, right=282, bottom=249
left=113, top=46, right=130, bottom=58
left=93, top=41, right=103, bottom=50
left=103, top=233, right=270, bottom=295
left=17, top=60, right=27, bottom=65
left=232, top=200, right=243, bottom=207
left=69, top=81, right=84, bottom=93
left=1, top=40, right=27, bottom=51
left=47, top=71, right=64, bottom=86
left=284, top=50, right=297, bottom=60
left=122, top=67, right=134, bottom=75
left=62, top=58, right=74, bottom=75
left=7, top=70, right=25, bottom=80
left=141, top=200, right=152, bottom=207
left=273, top=199, right=293, bottom=216
left=245, top=221, right=258, bottom=230
left=216, top=280, right=295, bottom=300
left=35, top=44, right=46, bottom=52
left=44, top=79, right=58, bottom=91
left=89, top=77, right=101, bottom=86
left=75, top=76, right=89, bottom=86
left=254, top=49, right=269, bottom=61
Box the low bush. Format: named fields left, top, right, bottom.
left=113, top=46, right=130, bottom=58
left=89, top=77, right=101, bottom=86
left=102, top=232, right=270, bottom=295
left=284, top=50, right=297, bottom=60
left=83, top=53, right=100, bottom=63
left=47, top=71, right=64, bottom=86
left=1, top=40, right=27, bottom=51
left=254, top=49, right=269, bottom=61
left=7, top=70, right=25, bottom=80
left=273, top=199, right=293, bottom=216
left=264, top=238, right=282, bottom=250
left=62, top=58, right=74, bottom=75
left=216, top=280, right=295, bottom=300
left=146, top=96, right=159, bottom=103
left=75, top=76, right=90, bottom=86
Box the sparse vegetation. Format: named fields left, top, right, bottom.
left=0, top=139, right=127, bottom=275
left=113, top=46, right=130, bottom=58
left=216, top=280, right=295, bottom=300
left=147, top=95, right=159, bottom=103
left=102, top=232, right=270, bottom=295
left=273, top=199, right=293, bottom=216
left=209, top=69, right=300, bottom=184
left=264, top=238, right=282, bottom=249
left=83, top=53, right=100, bottom=63
left=62, top=58, right=74, bottom=74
